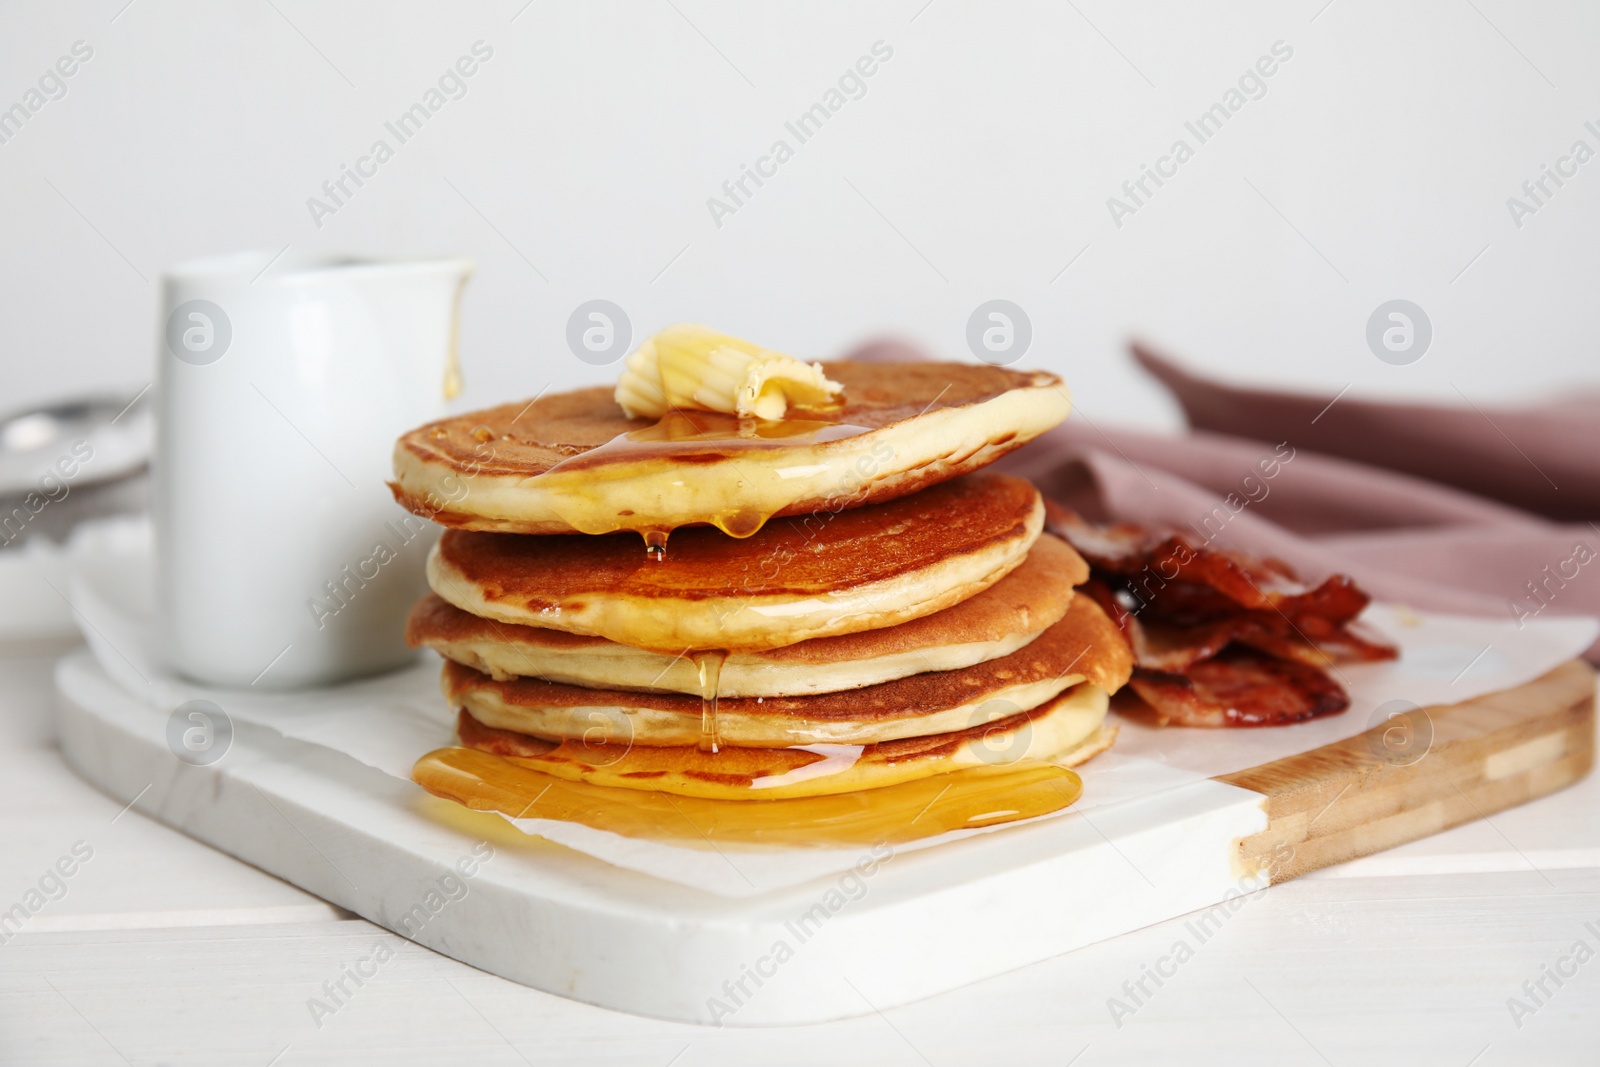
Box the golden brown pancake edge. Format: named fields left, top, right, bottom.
left=438, top=591, right=1134, bottom=747
left=431, top=472, right=1041, bottom=604
left=391, top=361, right=1070, bottom=534
left=406, top=533, right=1091, bottom=693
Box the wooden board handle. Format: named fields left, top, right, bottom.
left=1217, top=659, right=1596, bottom=882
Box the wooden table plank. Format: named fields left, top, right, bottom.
left=0, top=652, right=346, bottom=933
left=4, top=870, right=1596, bottom=1066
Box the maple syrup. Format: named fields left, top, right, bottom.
left=442, top=275, right=466, bottom=399
left=691, top=649, right=728, bottom=752
left=539, top=410, right=871, bottom=551
left=443, top=351, right=462, bottom=400
left=412, top=746, right=1084, bottom=848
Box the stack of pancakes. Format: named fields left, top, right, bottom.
left=393, top=361, right=1132, bottom=803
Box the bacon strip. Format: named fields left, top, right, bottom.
left=1128, top=651, right=1350, bottom=728
left=1046, top=502, right=1396, bottom=727
left=1046, top=502, right=1370, bottom=622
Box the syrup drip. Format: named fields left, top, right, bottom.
left=643, top=529, right=669, bottom=562
left=412, top=746, right=1084, bottom=848
left=540, top=410, right=872, bottom=546
left=442, top=271, right=467, bottom=399
left=692, top=650, right=728, bottom=753
left=443, top=353, right=462, bottom=400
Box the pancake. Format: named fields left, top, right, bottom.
left=407, top=534, right=1090, bottom=696
left=391, top=361, right=1069, bottom=537
left=427, top=473, right=1044, bottom=652
left=438, top=591, right=1134, bottom=747
left=454, top=683, right=1112, bottom=799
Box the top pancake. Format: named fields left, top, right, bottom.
left=428, top=472, right=1043, bottom=652
left=392, top=360, right=1069, bottom=537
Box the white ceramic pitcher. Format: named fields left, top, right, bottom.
left=155, top=251, right=472, bottom=688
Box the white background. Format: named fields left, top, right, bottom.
left=2, top=0, right=1598, bottom=428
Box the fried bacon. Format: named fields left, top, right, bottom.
left=1047, top=502, right=1397, bottom=727
left=1128, top=651, right=1351, bottom=727
left=1046, top=503, right=1368, bottom=622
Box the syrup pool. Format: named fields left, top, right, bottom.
left=412, top=746, right=1084, bottom=849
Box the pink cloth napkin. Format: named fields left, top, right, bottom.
left=844, top=339, right=1600, bottom=661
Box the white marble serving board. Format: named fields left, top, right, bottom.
left=59, top=541, right=1599, bottom=899
left=55, top=649, right=1269, bottom=1026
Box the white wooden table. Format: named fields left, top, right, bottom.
left=3, top=643, right=1597, bottom=1066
